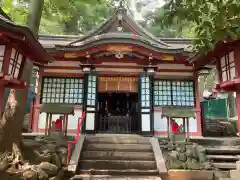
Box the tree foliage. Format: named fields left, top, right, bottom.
left=141, top=6, right=196, bottom=38
left=2, top=0, right=115, bottom=35
left=161, top=0, right=240, bottom=53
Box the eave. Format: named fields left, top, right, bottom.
left=0, top=72, right=26, bottom=89
left=56, top=33, right=184, bottom=55
left=0, top=16, right=54, bottom=64
left=189, top=40, right=240, bottom=68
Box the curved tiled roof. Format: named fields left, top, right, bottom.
left=67, top=6, right=179, bottom=51
left=56, top=32, right=183, bottom=54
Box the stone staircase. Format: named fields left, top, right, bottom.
left=71, top=135, right=163, bottom=179
left=191, top=138, right=240, bottom=171
left=206, top=146, right=240, bottom=170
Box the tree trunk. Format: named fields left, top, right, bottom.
left=27, top=0, right=44, bottom=36
left=0, top=0, right=44, bottom=169
left=0, top=61, right=33, bottom=167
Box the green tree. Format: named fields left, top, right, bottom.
left=2, top=0, right=115, bottom=35
left=141, top=7, right=196, bottom=38
left=161, top=0, right=240, bottom=53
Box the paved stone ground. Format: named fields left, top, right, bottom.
left=77, top=176, right=162, bottom=180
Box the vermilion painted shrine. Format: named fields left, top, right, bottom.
left=1, top=6, right=239, bottom=137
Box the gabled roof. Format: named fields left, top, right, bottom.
left=56, top=33, right=183, bottom=54
left=66, top=5, right=183, bottom=53
left=0, top=8, right=54, bottom=64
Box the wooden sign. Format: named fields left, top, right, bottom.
left=64, top=53, right=78, bottom=58
left=99, top=77, right=137, bottom=82
left=107, top=45, right=132, bottom=52
left=98, top=77, right=138, bottom=92
left=160, top=55, right=174, bottom=61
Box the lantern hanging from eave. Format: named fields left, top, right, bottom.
left=0, top=44, right=26, bottom=89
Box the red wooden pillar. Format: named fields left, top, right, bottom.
left=234, top=45, right=240, bottom=134
left=194, top=71, right=202, bottom=136
left=235, top=90, right=240, bottom=135
left=0, top=87, right=4, bottom=118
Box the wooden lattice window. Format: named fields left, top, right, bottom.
left=141, top=76, right=150, bottom=107
left=0, top=45, right=5, bottom=72
left=41, top=77, right=83, bottom=104
left=153, top=80, right=172, bottom=106
left=9, top=48, right=23, bottom=78
left=220, top=51, right=235, bottom=82
left=87, top=75, right=96, bottom=106
left=153, top=80, right=195, bottom=107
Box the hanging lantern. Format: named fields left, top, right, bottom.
left=0, top=45, right=26, bottom=88
left=80, top=64, right=95, bottom=73
left=144, top=65, right=157, bottom=75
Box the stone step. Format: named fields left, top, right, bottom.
left=206, top=147, right=240, bottom=155
left=212, top=162, right=236, bottom=170
left=83, top=143, right=152, bottom=152
left=78, top=169, right=159, bottom=176
left=207, top=155, right=238, bottom=161
left=86, top=136, right=150, bottom=144
left=78, top=160, right=157, bottom=170
left=81, top=151, right=155, bottom=161
left=72, top=175, right=162, bottom=180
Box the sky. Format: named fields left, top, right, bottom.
left=130, top=0, right=165, bottom=21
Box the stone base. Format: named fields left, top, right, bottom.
left=168, top=170, right=214, bottom=180
left=230, top=170, right=240, bottom=180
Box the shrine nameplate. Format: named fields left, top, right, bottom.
left=98, top=77, right=137, bottom=92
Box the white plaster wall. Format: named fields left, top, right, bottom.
left=38, top=109, right=82, bottom=131
left=153, top=111, right=197, bottom=133
left=154, top=111, right=168, bottom=131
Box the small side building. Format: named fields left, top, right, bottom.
left=0, top=9, right=54, bottom=117
left=191, top=39, right=240, bottom=135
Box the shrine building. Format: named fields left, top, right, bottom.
left=190, top=39, right=240, bottom=135
left=32, top=6, right=202, bottom=136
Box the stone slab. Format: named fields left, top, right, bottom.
left=68, top=135, right=85, bottom=173
left=83, top=143, right=152, bottom=152
left=73, top=175, right=162, bottom=180
left=168, top=170, right=214, bottom=180
left=81, top=151, right=155, bottom=161
left=213, top=162, right=236, bottom=170
left=79, top=160, right=156, bottom=170
left=150, top=138, right=168, bottom=180
left=230, top=170, right=240, bottom=180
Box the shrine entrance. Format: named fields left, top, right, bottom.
left=96, top=77, right=139, bottom=134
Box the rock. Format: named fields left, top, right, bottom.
left=186, top=158, right=201, bottom=170
left=50, top=169, right=64, bottom=180
left=22, top=170, right=38, bottom=180
left=38, top=162, right=58, bottom=177
left=195, top=145, right=206, bottom=163
left=203, top=162, right=213, bottom=170
left=57, top=148, right=68, bottom=166
left=37, top=152, right=52, bottom=163
left=168, top=158, right=184, bottom=169
left=192, top=144, right=199, bottom=159
left=51, top=153, right=62, bottom=168
left=37, top=168, right=49, bottom=180
left=177, top=143, right=186, bottom=153
left=186, top=147, right=194, bottom=158
left=0, top=158, right=9, bottom=172
left=179, top=153, right=187, bottom=162
left=169, top=151, right=179, bottom=159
